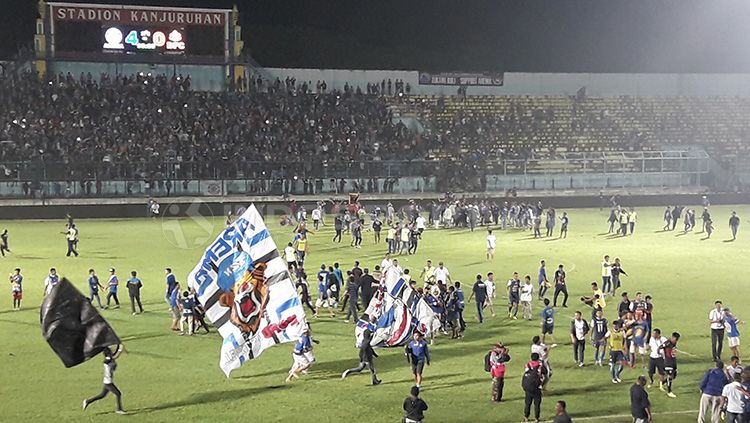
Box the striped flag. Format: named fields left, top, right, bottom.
left=356, top=269, right=438, bottom=348
left=188, top=204, right=306, bottom=376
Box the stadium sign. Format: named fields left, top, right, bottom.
left=49, top=3, right=227, bottom=26
left=418, top=72, right=504, bottom=86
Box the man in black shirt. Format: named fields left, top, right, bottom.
left=618, top=292, right=631, bottom=318
left=359, top=268, right=376, bottom=310
left=372, top=218, right=382, bottom=243
left=553, top=265, right=568, bottom=308
left=552, top=400, right=572, bottom=423
left=403, top=385, right=428, bottom=423
left=630, top=375, right=651, bottom=423
left=0, top=229, right=9, bottom=256
left=729, top=211, right=740, bottom=240
left=341, top=329, right=381, bottom=385
left=333, top=215, right=343, bottom=243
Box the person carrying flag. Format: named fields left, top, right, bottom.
left=341, top=329, right=381, bottom=385
left=87, top=268, right=104, bottom=308
left=82, top=344, right=126, bottom=415
left=286, top=323, right=319, bottom=382
left=405, top=332, right=431, bottom=388
left=10, top=267, right=22, bottom=310
left=105, top=268, right=120, bottom=309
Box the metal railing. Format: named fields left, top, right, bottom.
left=0, top=150, right=709, bottom=183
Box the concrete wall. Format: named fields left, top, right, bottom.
left=263, top=67, right=750, bottom=97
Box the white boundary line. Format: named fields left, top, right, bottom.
left=514, top=409, right=698, bottom=423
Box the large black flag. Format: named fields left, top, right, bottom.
left=40, top=278, right=120, bottom=368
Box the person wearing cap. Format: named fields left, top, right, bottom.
left=126, top=271, right=143, bottom=315
left=105, top=268, right=120, bottom=309
left=403, top=385, right=428, bottom=423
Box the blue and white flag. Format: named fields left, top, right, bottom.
left=356, top=267, right=438, bottom=348
left=188, top=204, right=306, bottom=376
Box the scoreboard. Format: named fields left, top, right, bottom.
left=45, top=3, right=231, bottom=59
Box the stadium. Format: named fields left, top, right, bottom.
left=1, top=1, right=749, bottom=422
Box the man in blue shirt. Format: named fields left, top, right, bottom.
left=126, top=271, right=143, bottom=315
left=698, top=360, right=729, bottom=423
left=405, top=332, right=431, bottom=388
left=105, top=268, right=120, bottom=309
left=723, top=308, right=742, bottom=359
left=88, top=268, right=104, bottom=308
left=287, top=323, right=319, bottom=382
left=179, top=291, right=195, bottom=336
left=538, top=260, right=548, bottom=299
left=540, top=298, right=557, bottom=347
left=165, top=268, right=177, bottom=307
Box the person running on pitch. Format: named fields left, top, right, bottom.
left=405, top=332, right=431, bottom=388
left=659, top=331, right=680, bottom=398
left=342, top=329, right=381, bottom=385
left=287, top=323, right=319, bottom=382
left=82, top=344, right=126, bottom=414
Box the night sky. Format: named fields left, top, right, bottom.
left=3, top=0, right=750, bottom=73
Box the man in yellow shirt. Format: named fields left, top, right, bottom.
left=608, top=320, right=627, bottom=383
left=419, top=260, right=436, bottom=289
left=294, top=234, right=308, bottom=266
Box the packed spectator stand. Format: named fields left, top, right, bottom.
left=0, top=68, right=748, bottom=195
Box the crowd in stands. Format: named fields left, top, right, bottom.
left=2, top=67, right=750, bottom=191
left=0, top=71, right=427, bottom=181
left=408, top=93, right=750, bottom=170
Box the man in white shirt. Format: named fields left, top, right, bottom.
left=570, top=311, right=589, bottom=367
left=311, top=207, right=322, bottom=231
left=415, top=215, right=426, bottom=234
left=284, top=243, right=298, bottom=271
left=646, top=328, right=667, bottom=389
left=520, top=275, right=534, bottom=320
left=601, top=255, right=612, bottom=295
left=486, top=229, right=497, bottom=261
left=380, top=253, right=393, bottom=274
left=531, top=335, right=552, bottom=386
left=709, top=300, right=726, bottom=362
left=433, top=262, right=451, bottom=285
left=484, top=272, right=496, bottom=317
left=721, top=373, right=746, bottom=422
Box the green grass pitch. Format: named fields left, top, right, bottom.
left=0, top=205, right=747, bottom=422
